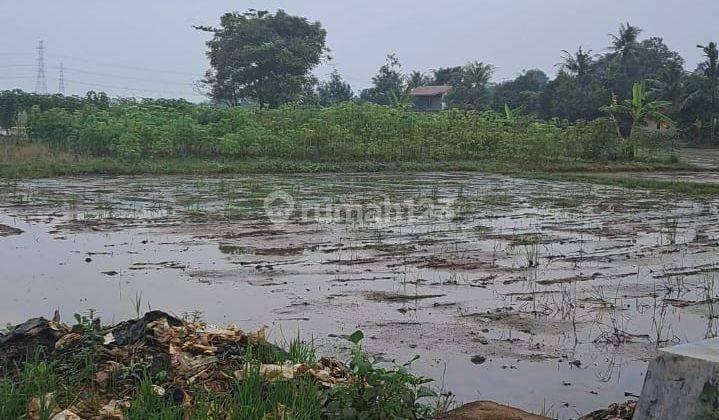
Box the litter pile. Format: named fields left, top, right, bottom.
left=0, top=311, right=353, bottom=419
left=578, top=400, right=636, bottom=420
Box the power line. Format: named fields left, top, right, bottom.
left=0, top=64, right=36, bottom=69
left=1, top=63, right=198, bottom=87
left=34, top=40, right=47, bottom=94
left=45, top=53, right=204, bottom=77
left=55, top=65, right=198, bottom=86
left=0, top=76, right=34, bottom=80
left=62, top=78, right=201, bottom=97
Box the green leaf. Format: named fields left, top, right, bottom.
left=417, top=386, right=437, bottom=399
left=348, top=330, right=364, bottom=345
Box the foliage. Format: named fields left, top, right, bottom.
left=0, top=320, right=437, bottom=420
left=317, top=70, right=355, bottom=106
left=359, top=54, right=405, bottom=105
left=601, top=81, right=673, bottom=138
left=559, top=47, right=594, bottom=79
left=196, top=9, right=328, bottom=108
left=15, top=92, right=680, bottom=162
left=4, top=18, right=719, bottom=145
left=0, top=90, right=109, bottom=130
left=437, top=62, right=495, bottom=110
left=492, top=69, right=548, bottom=115
left=407, top=71, right=431, bottom=89
left=683, top=42, right=719, bottom=144
left=323, top=331, right=436, bottom=419
left=18, top=96, right=677, bottom=164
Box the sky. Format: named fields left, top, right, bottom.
left=0, top=0, right=716, bottom=102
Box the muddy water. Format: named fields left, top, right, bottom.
left=1, top=173, right=719, bottom=418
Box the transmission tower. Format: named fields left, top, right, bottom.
left=58, top=62, right=65, bottom=95
left=34, top=40, right=47, bottom=94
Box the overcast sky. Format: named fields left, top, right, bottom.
left=1, top=0, right=716, bottom=101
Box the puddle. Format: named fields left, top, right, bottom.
left=1, top=173, right=719, bottom=418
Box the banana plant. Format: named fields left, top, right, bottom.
left=388, top=87, right=414, bottom=110
left=503, top=104, right=523, bottom=122
left=601, top=81, right=673, bottom=140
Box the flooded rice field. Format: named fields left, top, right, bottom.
left=1, top=173, right=719, bottom=418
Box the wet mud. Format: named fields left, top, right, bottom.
left=1, top=173, right=718, bottom=418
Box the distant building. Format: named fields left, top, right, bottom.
left=643, top=117, right=672, bottom=133
left=410, top=86, right=452, bottom=112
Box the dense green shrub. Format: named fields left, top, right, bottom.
left=22, top=100, right=671, bottom=163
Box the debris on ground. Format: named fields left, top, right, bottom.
left=578, top=400, right=636, bottom=420
left=0, top=317, right=69, bottom=361
left=0, top=223, right=23, bottom=237
left=0, top=311, right=353, bottom=418
left=470, top=355, right=487, bottom=365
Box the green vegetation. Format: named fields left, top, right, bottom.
left=0, top=314, right=441, bottom=419
left=14, top=99, right=675, bottom=163
left=195, top=10, right=328, bottom=108
left=0, top=15, right=717, bottom=146
left=0, top=12, right=714, bottom=199
left=523, top=172, right=719, bottom=196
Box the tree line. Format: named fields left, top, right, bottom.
left=1, top=10, right=716, bottom=146
left=195, top=11, right=718, bottom=144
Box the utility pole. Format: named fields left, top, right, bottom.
left=34, top=40, right=47, bottom=94
left=58, top=62, right=65, bottom=95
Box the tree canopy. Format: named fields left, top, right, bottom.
left=359, top=54, right=405, bottom=105
left=317, top=70, right=354, bottom=106
left=196, top=9, right=328, bottom=108
left=5, top=16, right=719, bottom=146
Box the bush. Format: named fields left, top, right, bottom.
left=21, top=99, right=664, bottom=163
left=116, top=132, right=142, bottom=162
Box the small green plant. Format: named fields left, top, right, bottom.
left=512, top=234, right=541, bottom=268
left=125, top=377, right=182, bottom=420
left=322, top=330, right=437, bottom=419
left=288, top=332, right=316, bottom=364
left=662, top=216, right=679, bottom=245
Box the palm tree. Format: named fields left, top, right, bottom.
left=457, top=61, right=494, bottom=110
left=558, top=47, right=593, bottom=79
left=683, top=43, right=719, bottom=143
left=647, top=60, right=684, bottom=110
left=407, top=71, right=430, bottom=89
left=609, top=23, right=642, bottom=60
left=601, top=81, right=673, bottom=156
left=608, top=23, right=643, bottom=96
left=463, top=62, right=494, bottom=89
left=699, top=42, right=718, bottom=142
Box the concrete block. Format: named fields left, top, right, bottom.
left=634, top=337, right=719, bottom=420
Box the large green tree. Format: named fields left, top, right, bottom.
left=681, top=42, right=719, bottom=143
left=407, top=71, right=431, bottom=89
left=491, top=69, right=548, bottom=115
left=431, top=62, right=494, bottom=110
left=317, top=70, right=354, bottom=106
left=197, top=10, right=328, bottom=108
left=360, top=54, right=406, bottom=105
left=559, top=47, right=594, bottom=81
left=607, top=23, right=643, bottom=97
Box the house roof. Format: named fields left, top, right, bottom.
left=410, top=86, right=453, bottom=97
